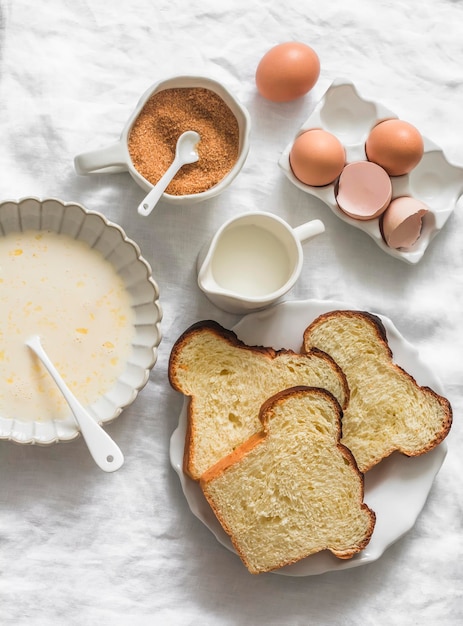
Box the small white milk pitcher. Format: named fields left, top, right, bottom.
left=197, top=211, right=325, bottom=314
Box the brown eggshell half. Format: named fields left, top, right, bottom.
left=336, top=161, right=392, bottom=220
left=381, top=196, right=429, bottom=249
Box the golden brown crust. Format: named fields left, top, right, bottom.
left=395, top=384, right=453, bottom=458
left=303, top=348, right=350, bottom=409
left=303, top=309, right=453, bottom=472
left=169, top=320, right=282, bottom=392
left=169, top=319, right=350, bottom=479
left=169, top=320, right=279, bottom=479
left=302, top=309, right=390, bottom=355
left=201, top=385, right=343, bottom=485
left=181, top=396, right=195, bottom=480
left=357, top=376, right=452, bottom=472
left=170, top=320, right=349, bottom=398
left=258, top=388, right=375, bottom=564
left=200, top=386, right=376, bottom=573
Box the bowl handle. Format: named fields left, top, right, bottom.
left=74, top=141, right=128, bottom=175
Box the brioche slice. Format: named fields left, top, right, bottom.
left=200, top=386, right=376, bottom=574
left=302, top=310, right=452, bottom=473
left=169, top=320, right=349, bottom=480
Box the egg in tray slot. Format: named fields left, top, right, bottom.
left=279, top=78, right=463, bottom=264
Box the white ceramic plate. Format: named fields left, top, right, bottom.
left=278, top=79, right=463, bottom=264
left=170, top=299, right=448, bottom=576
left=0, top=197, right=162, bottom=444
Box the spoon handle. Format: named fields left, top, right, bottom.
left=137, top=159, right=182, bottom=217
left=26, top=335, right=124, bottom=472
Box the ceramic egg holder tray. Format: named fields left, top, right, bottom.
left=279, top=78, right=463, bottom=264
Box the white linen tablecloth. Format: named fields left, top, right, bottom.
left=0, top=1, right=462, bottom=624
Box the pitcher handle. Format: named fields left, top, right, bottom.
left=74, top=141, right=128, bottom=175
left=293, top=219, right=325, bottom=243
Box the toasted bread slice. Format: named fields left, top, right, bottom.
left=200, top=386, right=376, bottom=574
left=302, top=310, right=452, bottom=473
left=169, top=320, right=349, bottom=480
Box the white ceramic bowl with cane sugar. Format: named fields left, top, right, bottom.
left=74, top=75, right=251, bottom=206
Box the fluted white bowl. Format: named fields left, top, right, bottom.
left=0, top=197, right=162, bottom=445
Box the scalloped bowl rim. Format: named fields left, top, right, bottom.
left=0, top=197, right=162, bottom=445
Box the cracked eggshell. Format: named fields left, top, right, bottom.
left=336, top=161, right=392, bottom=221
left=381, top=197, right=429, bottom=249
left=279, top=79, right=463, bottom=263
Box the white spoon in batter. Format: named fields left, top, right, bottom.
left=26, top=335, right=124, bottom=472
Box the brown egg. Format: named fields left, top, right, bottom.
left=365, top=119, right=424, bottom=176
left=381, top=196, right=428, bottom=249
left=289, top=129, right=345, bottom=187
left=255, top=42, right=320, bottom=103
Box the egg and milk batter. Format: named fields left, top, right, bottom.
left=0, top=230, right=135, bottom=422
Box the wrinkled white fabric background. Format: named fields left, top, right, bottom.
left=0, top=1, right=462, bottom=624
